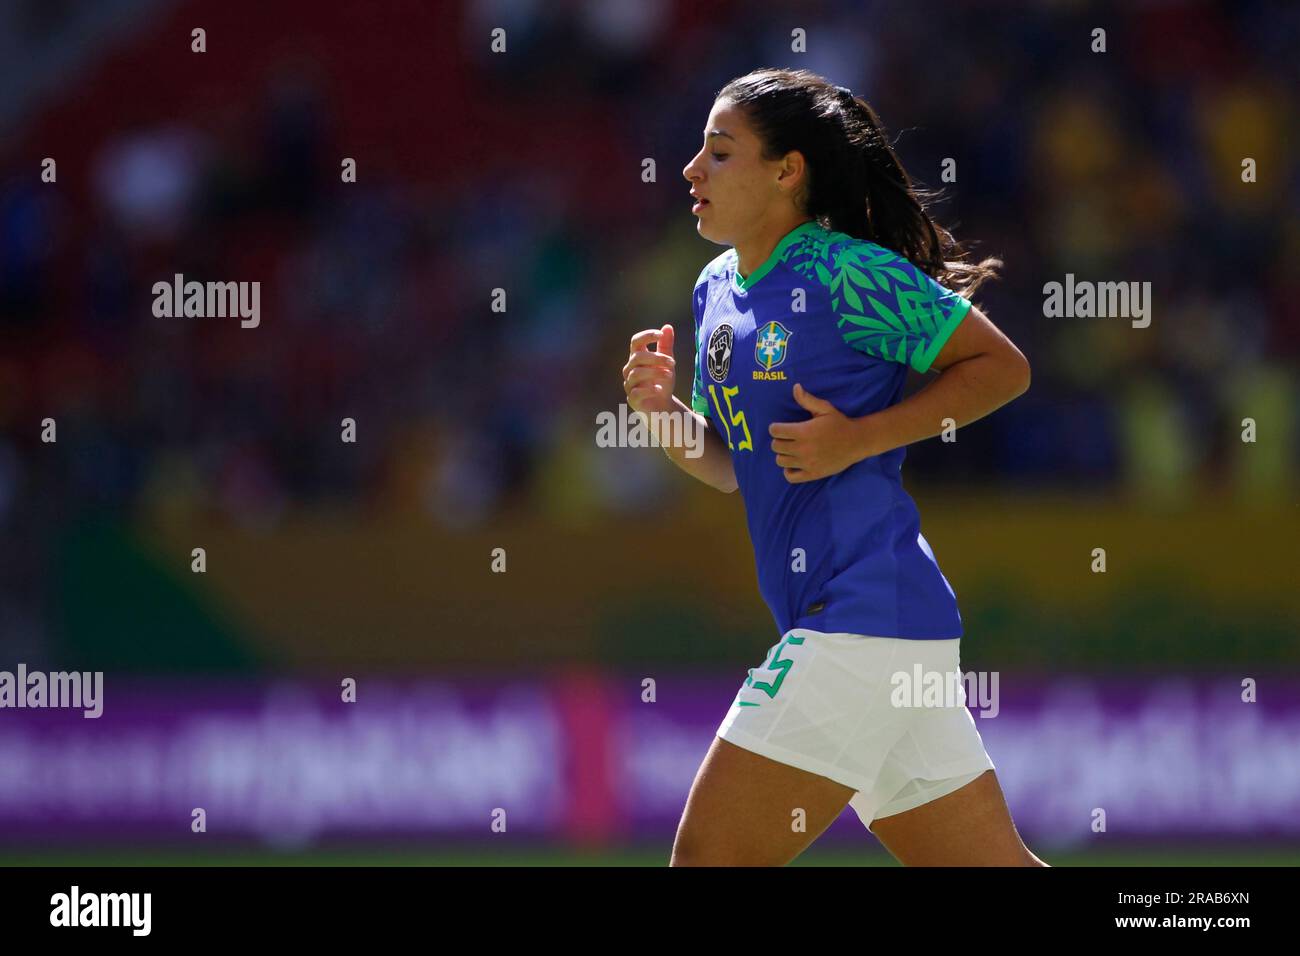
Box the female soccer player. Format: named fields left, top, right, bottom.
left=622, top=69, right=1046, bottom=866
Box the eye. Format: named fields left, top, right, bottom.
left=711, top=152, right=728, bottom=161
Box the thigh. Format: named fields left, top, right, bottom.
left=867, top=769, right=1043, bottom=866
left=671, top=736, right=855, bottom=866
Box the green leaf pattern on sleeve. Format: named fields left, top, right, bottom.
left=791, top=233, right=971, bottom=374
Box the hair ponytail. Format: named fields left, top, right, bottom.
left=718, top=69, right=1002, bottom=300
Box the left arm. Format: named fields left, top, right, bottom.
left=854, top=303, right=1030, bottom=457
left=769, top=304, right=1030, bottom=482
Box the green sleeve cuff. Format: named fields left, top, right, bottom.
left=910, top=296, right=972, bottom=373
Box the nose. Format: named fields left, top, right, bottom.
left=683, top=150, right=704, bottom=183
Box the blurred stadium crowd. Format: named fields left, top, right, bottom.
left=0, top=0, right=1296, bottom=651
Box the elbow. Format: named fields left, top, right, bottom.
left=1007, top=347, right=1031, bottom=398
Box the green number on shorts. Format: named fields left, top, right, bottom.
left=744, top=635, right=805, bottom=699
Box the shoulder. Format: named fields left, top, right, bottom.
left=694, top=248, right=735, bottom=289
left=784, top=224, right=918, bottom=293
left=791, top=226, right=968, bottom=320
left=692, top=248, right=734, bottom=323
left=800, top=229, right=972, bottom=372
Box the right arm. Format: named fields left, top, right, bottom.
left=622, top=325, right=738, bottom=493
left=660, top=391, right=738, bottom=492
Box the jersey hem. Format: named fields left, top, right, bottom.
left=784, top=616, right=964, bottom=640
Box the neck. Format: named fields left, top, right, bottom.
left=735, top=214, right=813, bottom=279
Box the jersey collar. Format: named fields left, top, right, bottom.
left=732, top=219, right=820, bottom=293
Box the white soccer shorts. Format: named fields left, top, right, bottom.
left=715, top=628, right=995, bottom=826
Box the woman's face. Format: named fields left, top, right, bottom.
left=682, top=99, right=802, bottom=247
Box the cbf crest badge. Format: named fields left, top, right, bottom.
left=707, top=323, right=733, bottom=382
left=754, top=320, right=791, bottom=371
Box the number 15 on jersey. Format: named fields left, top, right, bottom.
left=708, top=384, right=753, bottom=452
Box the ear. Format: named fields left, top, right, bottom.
left=778, top=149, right=808, bottom=198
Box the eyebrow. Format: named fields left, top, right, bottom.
left=704, top=129, right=736, bottom=141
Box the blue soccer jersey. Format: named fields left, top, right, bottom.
left=689, top=219, right=973, bottom=639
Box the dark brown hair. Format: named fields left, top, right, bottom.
left=717, top=68, right=1001, bottom=299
